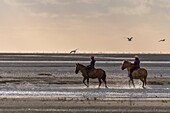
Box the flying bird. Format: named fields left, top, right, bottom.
left=124, top=37, right=133, bottom=41
left=159, top=39, right=165, bottom=42
left=70, top=49, right=78, bottom=54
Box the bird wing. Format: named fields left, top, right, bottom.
left=70, top=50, right=73, bottom=53
left=159, top=39, right=165, bottom=42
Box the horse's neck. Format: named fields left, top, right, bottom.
left=127, top=62, right=133, bottom=72
left=79, top=65, right=87, bottom=73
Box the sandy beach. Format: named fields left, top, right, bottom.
left=0, top=96, right=170, bottom=113
left=0, top=72, right=170, bottom=113
left=0, top=53, right=169, bottom=112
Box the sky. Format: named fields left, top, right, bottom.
left=0, top=0, right=170, bottom=53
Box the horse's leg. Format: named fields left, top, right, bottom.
left=144, top=76, right=147, bottom=86
left=129, top=79, right=131, bottom=88
left=102, top=72, right=108, bottom=88
left=131, top=79, right=135, bottom=88
left=98, top=78, right=102, bottom=88
left=102, top=77, right=108, bottom=88
left=87, top=77, right=89, bottom=87
left=140, top=78, right=145, bottom=89
left=83, top=77, right=88, bottom=87
left=142, top=81, right=146, bottom=89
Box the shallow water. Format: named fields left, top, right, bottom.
left=0, top=53, right=170, bottom=98
left=0, top=83, right=169, bottom=98
left=0, top=53, right=170, bottom=77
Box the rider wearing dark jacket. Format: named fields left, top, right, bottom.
left=86, top=56, right=96, bottom=77
left=129, top=55, right=140, bottom=78
left=87, top=56, right=96, bottom=69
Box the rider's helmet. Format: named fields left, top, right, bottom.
left=134, top=55, right=139, bottom=58
left=91, top=56, right=94, bottom=60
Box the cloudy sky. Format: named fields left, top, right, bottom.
left=0, top=0, right=170, bottom=53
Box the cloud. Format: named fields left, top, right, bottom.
left=31, top=12, right=59, bottom=18
left=2, top=0, right=170, bottom=24
left=108, top=0, right=151, bottom=16
left=3, top=0, right=37, bottom=6
left=2, top=0, right=151, bottom=17
left=109, top=5, right=150, bottom=16
left=35, top=0, right=70, bottom=5
left=149, top=0, right=170, bottom=8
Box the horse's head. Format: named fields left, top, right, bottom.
left=75, top=63, right=80, bottom=74
left=75, top=63, right=86, bottom=74
left=121, top=60, right=131, bottom=70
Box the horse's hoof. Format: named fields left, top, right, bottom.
left=143, top=87, right=146, bottom=89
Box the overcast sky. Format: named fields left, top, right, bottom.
left=0, top=0, right=169, bottom=53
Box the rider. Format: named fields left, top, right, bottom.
left=129, top=55, right=140, bottom=78
left=86, top=56, right=96, bottom=76
left=87, top=56, right=96, bottom=69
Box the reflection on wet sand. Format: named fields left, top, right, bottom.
left=0, top=53, right=170, bottom=112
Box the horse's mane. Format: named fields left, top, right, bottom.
left=124, top=60, right=133, bottom=65
left=77, top=63, right=86, bottom=68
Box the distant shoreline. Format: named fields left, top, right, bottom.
left=0, top=52, right=170, bottom=55
left=0, top=53, right=170, bottom=62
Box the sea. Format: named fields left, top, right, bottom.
left=0, top=53, right=170, bottom=77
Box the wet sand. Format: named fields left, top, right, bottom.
left=0, top=96, right=170, bottom=113
left=0, top=53, right=170, bottom=112
left=0, top=75, right=170, bottom=86
left=0, top=75, right=170, bottom=113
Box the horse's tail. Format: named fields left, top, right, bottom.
left=102, top=71, right=107, bottom=80
left=102, top=70, right=108, bottom=88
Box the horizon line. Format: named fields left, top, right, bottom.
left=0, top=51, right=170, bottom=54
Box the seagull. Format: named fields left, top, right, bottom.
left=70, top=49, right=78, bottom=54
left=159, top=39, right=165, bottom=42
left=124, top=37, right=133, bottom=41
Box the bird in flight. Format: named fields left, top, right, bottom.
left=70, top=49, right=78, bottom=54
left=124, top=37, right=133, bottom=41
left=158, top=39, right=165, bottom=42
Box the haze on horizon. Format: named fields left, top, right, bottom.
left=0, top=0, right=169, bottom=53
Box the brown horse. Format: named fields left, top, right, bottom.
left=75, top=63, right=108, bottom=88
left=121, top=60, right=147, bottom=89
